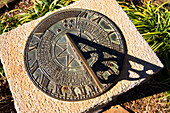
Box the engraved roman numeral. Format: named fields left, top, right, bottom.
left=91, top=17, right=102, bottom=23
left=81, top=12, right=88, bottom=18
left=47, top=82, right=54, bottom=93
left=28, top=43, right=39, bottom=52
left=78, top=11, right=88, bottom=18
left=41, top=75, right=50, bottom=88
left=79, top=11, right=102, bottom=24
left=28, top=35, right=41, bottom=51
left=79, top=86, right=87, bottom=95
left=76, top=11, right=87, bottom=28
left=87, top=84, right=97, bottom=93
left=30, top=60, right=38, bottom=74
left=64, top=93, right=67, bottom=99
left=107, top=31, right=115, bottom=35
left=70, top=87, right=77, bottom=96
left=55, top=84, right=63, bottom=95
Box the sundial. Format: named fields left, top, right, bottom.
left=0, top=0, right=164, bottom=112
left=24, top=9, right=126, bottom=101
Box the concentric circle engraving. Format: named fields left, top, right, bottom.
left=24, top=9, right=126, bottom=101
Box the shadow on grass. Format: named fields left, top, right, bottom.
left=0, top=60, right=16, bottom=113
left=0, top=0, right=21, bottom=14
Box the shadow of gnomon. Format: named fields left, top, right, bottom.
left=69, top=33, right=163, bottom=113
left=69, top=33, right=162, bottom=83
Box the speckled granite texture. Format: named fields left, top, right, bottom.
left=0, top=0, right=163, bottom=112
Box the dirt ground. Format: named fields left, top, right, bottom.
left=0, top=0, right=169, bottom=113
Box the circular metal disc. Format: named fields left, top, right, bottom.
left=24, top=9, right=126, bottom=101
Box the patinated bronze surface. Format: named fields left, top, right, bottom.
left=24, top=9, right=126, bottom=101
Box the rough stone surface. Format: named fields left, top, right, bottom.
left=0, top=0, right=163, bottom=112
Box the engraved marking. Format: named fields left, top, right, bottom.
left=107, top=31, right=116, bottom=35
left=55, top=84, right=63, bottom=95
left=67, top=57, right=75, bottom=66
left=28, top=43, right=38, bottom=52
left=88, top=84, right=97, bottom=93
left=65, top=93, right=67, bottom=99
left=91, top=17, right=102, bottom=23
left=66, top=55, right=69, bottom=68
left=79, top=86, right=86, bottom=95
left=56, top=48, right=67, bottom=57
left=41, top=75, right=50, bottom=88
left=76, top=11, right=89, bottom=28
left=35, top=71, right=42, bottom=83
left=70, top=87, right=77, bottom=96
left=81, top=12, right=88, bottom=18
left=32, top=35, right=41, bottom=40
left=47, top=81, right=54, bottom=93
left=30, top=60, right=38, bottom=74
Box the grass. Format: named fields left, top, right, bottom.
left=0, top=0, right=169, bottom=111
left=0, top=9, right=20, bottom=34
left=119, top=1, right=169, bottom=55
left=118, top=0, right=170, bottom=102
left=15, top=0, right=76, bottom=24
left=0, top=60, right=15, bottom=111
left=0, top=0, right=76, bottom=34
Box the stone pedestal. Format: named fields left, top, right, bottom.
left=0, top=0, right=163, bottom=112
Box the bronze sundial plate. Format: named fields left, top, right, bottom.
left=24, top=9, right=126, bottom=101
